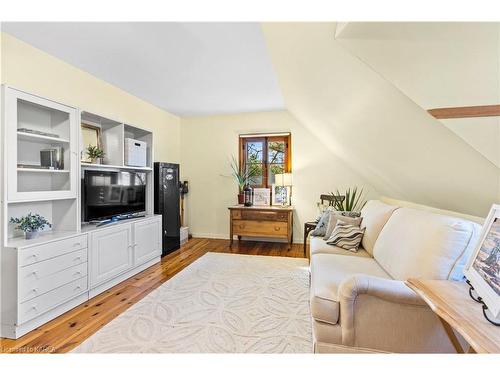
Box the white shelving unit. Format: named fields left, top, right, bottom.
left=80, top=111, right=154, bottom=218
left=1, top=86, right=162, bottom=339
left=2, top=86, right=80, bottom=245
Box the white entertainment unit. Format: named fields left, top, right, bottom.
left=0, top=86, right=162, bottom=339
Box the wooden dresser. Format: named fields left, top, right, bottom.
left=228, top=205, right=294, bottom=249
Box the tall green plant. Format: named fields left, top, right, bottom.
left=229, top=156, right=258, bottom=193
left=331, top=187, right=366, bottom=212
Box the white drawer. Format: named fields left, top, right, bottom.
left=19, top=249, right=87, bottom=280
left=19, top=235, right=88, bottom=266
left=18, top=277, right=88, bottom=324
left=19, top=262, right=88, bottom=303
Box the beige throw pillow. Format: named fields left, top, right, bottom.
left=323, top=212, right=362, bottom=240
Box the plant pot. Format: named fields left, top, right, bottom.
left=237, top=193, right=244, bottom=205
left=25, top=231, right=40, bottom=240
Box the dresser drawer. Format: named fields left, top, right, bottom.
left=19, top=235, right=88, bottom=266
left=240, top=210, right=289, bottom=222
left=19, top=262, right=88, bottom=303
left=18, top=277, right=88, bottom=324
left=232, top=220, right=288, bottom=237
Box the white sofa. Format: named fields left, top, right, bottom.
left=309, top=198, right=483, bottom=353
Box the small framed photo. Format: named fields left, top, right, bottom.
left=253, top=188, right=271, bottom=206
left=272, top=184, right=291, bottom=206
left=464, top=204, right=500, bottom=320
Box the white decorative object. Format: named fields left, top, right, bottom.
left=252, top=188, right=271, bottom=206
left=180, top=226, right=189, bottom=244
left=124, top=138, right=147, bottom=167
left=464, top=204, right=500, bottom=322
left=72, top=253, right=312, bottom=353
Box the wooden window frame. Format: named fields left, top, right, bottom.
left=239, top=134, right=291, bottom=188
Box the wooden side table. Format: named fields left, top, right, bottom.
left=303, top=221, right=318, bottom=256
left=406, top=279, right=500, bottom=354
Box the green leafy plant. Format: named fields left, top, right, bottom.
left=229, top=155, right=259, bottom=193
left=331, top=187, right=367, bottom=212
left=86, top=145, right=105, bottom=161
left=10, top=213, right=51, bottom=233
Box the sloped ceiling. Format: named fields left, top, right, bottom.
left=334, top=22, right=500, bottom=168
left=262, top=22, right=499, bottom=217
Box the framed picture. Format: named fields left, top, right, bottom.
left=252, top=188, right=271, bottom=206
left=272, top=184, right=291, bottom=206
left=81, top=123, right=102, bottom=162
left=464, top=204, right=500, bottom=320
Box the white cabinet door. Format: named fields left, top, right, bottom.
left=90, top=224, right=133, bottom=287
left=133, top=218, right=161, bottom=265
left=4, top=87, right=78, bottom=202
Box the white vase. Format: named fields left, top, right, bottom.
left=25, top=231, right=40, bottom=240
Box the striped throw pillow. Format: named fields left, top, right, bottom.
left=326, top=221, right=365, bottom=252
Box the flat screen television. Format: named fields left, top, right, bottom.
left=83, top=170, right=147, bottom=222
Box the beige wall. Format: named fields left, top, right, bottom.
left=1, top=33, right=181, bottom=163
left=262, top=22, right=499, bottom=217
left=181, top=111, right=379, bottom=241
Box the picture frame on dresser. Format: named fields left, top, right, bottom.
left=253, top=188, right=271, bottom=206
left=272, top=184, right=290, bottom=206
left=464, top=204, right=500, bottom=323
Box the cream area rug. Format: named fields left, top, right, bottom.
left=72, top=253, right=312, bottom=353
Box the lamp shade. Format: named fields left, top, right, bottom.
left=275, top=173, right=292, bottom=186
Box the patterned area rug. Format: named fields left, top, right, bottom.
left=72, top=253, right=312, bottom=353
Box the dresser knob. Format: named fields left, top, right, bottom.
left=74, top=271, right=82, bottom=276
left=32, top=288, right=38, bottom=293
left=275, top=227, right=280, bottom=231
left=73, top=242, right=81, bottom=247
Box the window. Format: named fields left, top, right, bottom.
left=239, top=134, right=291, bottom=188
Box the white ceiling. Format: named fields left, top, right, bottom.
left=1, top=22, right=284, bottom=117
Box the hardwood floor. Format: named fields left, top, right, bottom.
left=0, top=238, right=307, bottom=354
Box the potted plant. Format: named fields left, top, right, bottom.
left=230, top=156, right=258, bottom=204
left=330, top=186, right=367, bottom=217
left=10, top=213, right=52, bottom=239
left=86, top=145, right=105, bottom=164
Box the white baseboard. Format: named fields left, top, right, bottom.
left=191, top=232, right=304, bottom=244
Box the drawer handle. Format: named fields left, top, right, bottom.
left=30, top=254, right=39, bottom=260
left=74, top=256, right=82, bottom=261
left=73, top=242, right=81, bottom=247
left=31, top=305, right=38, bottom=311
left=274, top=227, right=281, bottom=231
left=31, top=271, right=38, bottom=276
left=32, top=288, right=38, bottom=294
left=74, top=271, right=82, bottom=277
left=75, top=285, right=82, bottom=291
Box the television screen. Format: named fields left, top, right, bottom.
left=83, top=170, right=146, bottom=222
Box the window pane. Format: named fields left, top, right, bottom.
left=246, top=141, right=264, bottom=163
left=268, top=163, right=285, bottom=185
left=247, top=163, right=263, bottom=187
left=268, top=140, right=285, bottom=164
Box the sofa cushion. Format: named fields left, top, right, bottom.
left=310, top=253, right=391, bottom=325
left=323, top=212, right=362, bottom=240
left=326, top=222, right=365, bottom=252
left=360, top=200, right=399, bottom=255
left=310, top=236, right=371, bottom=258
left=373, top=207, right=480, bottom=281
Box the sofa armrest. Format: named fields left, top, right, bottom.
left=338, top=275, right=453, bottom=352
left=339, top=274, right=426, bottom=307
